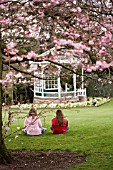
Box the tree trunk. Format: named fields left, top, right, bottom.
left=0, top=140, right=12, bottom=164
left=0, top=30, right=13, bottom=164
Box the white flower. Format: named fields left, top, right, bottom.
left=15, top=135, right=19, bottom=139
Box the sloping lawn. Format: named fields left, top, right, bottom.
left=5, top=98, right=113, bottom=170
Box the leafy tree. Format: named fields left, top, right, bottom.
left=0, top=0, right=113, bottom=164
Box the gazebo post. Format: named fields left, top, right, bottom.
left=65, top=83, right=68, bottom=92
left=41, top=69, right=44, bottom=97
left=58, top=76, right=61, bottom=98
left=82, top=67, right=84, bottom=89
left=73, top=73, right=76, bottom=97
left=34, top=72, right=35, bottom=98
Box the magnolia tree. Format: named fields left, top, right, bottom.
left=0, top=0, right=113, bottom=164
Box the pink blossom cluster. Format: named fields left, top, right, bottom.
left=0, top=0, right=113, bottom=86
left=85, top=60, right=111, bottom=72
left=100, top=31, right=112, bottom=45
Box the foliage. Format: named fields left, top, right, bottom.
left=86, top=79, right=113, bottom=97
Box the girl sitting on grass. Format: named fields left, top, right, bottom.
left=50, top=109, right=69, bottom=134
left=23, top=107, right=46, bottom=136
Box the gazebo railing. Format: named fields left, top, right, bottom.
left=34, top=88, right=86, bottom=98
left=76, top=88, right=86, bottom=96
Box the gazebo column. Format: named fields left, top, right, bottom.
left=34, top=72, right=36, bottom=98
left=82, top=67, right=84, bottom=89
left=65, top=83, right=68, bottom=92
left=41, top=69, right=44, bottom=97
left=73, top=73, right=76, bottom=97
left=58, top=76, right=61, bottom=98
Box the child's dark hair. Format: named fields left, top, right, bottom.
left=56, top=109, right=64, bottom=126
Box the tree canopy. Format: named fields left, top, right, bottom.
left=1, top=0, right=113, bottom=83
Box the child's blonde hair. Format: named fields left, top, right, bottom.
left=28, top=107, right=37, bottom=119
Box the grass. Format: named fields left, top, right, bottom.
left=4, top=98, right=113, bottom=170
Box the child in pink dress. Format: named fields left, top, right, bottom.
left=23, top=107, right=46, bottom=136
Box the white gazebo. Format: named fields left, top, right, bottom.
left=30, top=48, right=87, bottom=103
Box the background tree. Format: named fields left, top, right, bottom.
left=0, top=0, right=113, bottom=164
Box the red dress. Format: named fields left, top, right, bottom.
left=52, top=117, right=68, bottom=134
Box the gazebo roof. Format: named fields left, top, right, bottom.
left=29, top=47, right=77, bottom=65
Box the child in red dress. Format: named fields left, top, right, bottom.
left=51, top=109, right=69, bottom=134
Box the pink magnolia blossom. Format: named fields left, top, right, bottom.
left=33, top=0, right=42, bottom=2
left=25, top=30, right=31, bottom=35
left=63, top=21, right=68, bottom=24
left=76, top=7, right=82, bottom=13
left=83, top=26, right=94, bottom=31
left=81, top=45, right=90, bottom=51
left=26, top=69, right=32, bottom=73
left=10, top=57, right=17, bottom=61
left=14, top=73, right=23, bottom=78
left=6, top=72, right=13, bottom=78
left=86, top=67, right=92, bottom=72
left=11, top=118, right=16, bottom=122
left=43, top=3, right=51, bottom=8
left=30, top=64, right=38, bottom=71
left=96, top=61, right=102, bottom=67
left=90, top=66, right=97, bottom=71
left=0, top=18, right=10, bottom=25
left=74, top=49, right=83, bottom=54
left=64, top=32, right=69, bottom=36
left=1, top=80, right=7, bottom=85
left=98, top=78, right=101, bottom=82
left=110, top=61, right=113, bottom=66
left=6, top=42, right=17, bottom=50
left=79, top=16, right=89, bottom=24
left=16, top=16, right=24, bottom=21
left=74, top=34, right=80, bottom=39
left=6, top=127, right=10, bottom=131
left=38, top=9, right=44, bottom=17
left=0, top=5, right=6, bottom=9
left=27, top=51, right=37, bottom=59
left=21, top=63, right=27, bottom=67
left=9, top=49, right=19, bottom=55
left=16, top=56, right=23, bottom=61
left=96, top=60, right=110, bottom=70
left=108, top=81, right=112, bottom=84
left=101, top=61, right=110, bottom=69
left=101, top=31, right=112, bottom=45
left=22, top=80, right=27, bottom=84
left=89, top=40, right=94, bottom=45
left=99, top=47, right=107, bottom=55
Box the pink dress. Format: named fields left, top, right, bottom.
left=24, top=116, right=42, bottom=135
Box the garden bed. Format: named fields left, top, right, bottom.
left=0, top=150, right=86, bottom=170
left=10, top=97, right=111, bottom=109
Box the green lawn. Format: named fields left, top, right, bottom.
left=4, top=99, right=113, bottom=170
